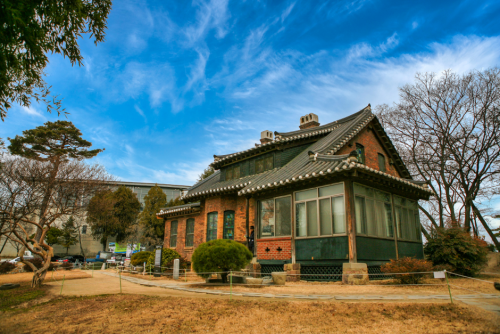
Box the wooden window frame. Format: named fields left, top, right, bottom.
left=356, top=143, right=365, bottom=164
left=378, top=153, right=386, bottom=172
left=223, top=210, right=235, bottom=240
left=258, top=195, right=292, bottom=238
left=206, top=212, right=218, bottom=242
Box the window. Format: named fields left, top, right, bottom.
left=223, top=211, right=235, bottom=239
left=356, top=143, right=365, bottom=164
left=295, top=183, right=345, bottom=238
left=394, top=196, right=421, bottom=241
left=259, top=196, right=292, bottom=238
left=207, top=212, right=218, bottom=241
left=256, top=155, right=273, bottom=174
left=81, top=225, right=87, bottom=234
left=354, top=184, right=393, bottom=238
left=170, top=221, right=178, bottom=248
left=185, top=218, right=195, bottom=247
left=378, top=153, right=386, bottom=172
left=226, top=165, right=241, bottom=181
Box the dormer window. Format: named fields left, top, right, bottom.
left=378, top=153, right=386, bottom=172
left=356, top=144, right=365, bottom=164
left=256, top=155, right=273, bottom=174
left=226, top=165, right=240, bottom=181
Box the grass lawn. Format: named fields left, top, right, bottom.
left=0, top=288, right=499, bottom=333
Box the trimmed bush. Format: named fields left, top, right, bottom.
left=61, top=262, right=73, bottom=270
left=23, top=258, right=55, bottom=272
left=146, top=248, right=182, bottom=270
left=130, top=251, right=152, bottom=266
left=191, top=239, right=252, bottom=283
left=381, top=257, right=433, bottom=284
left=0, top=262, right=16, bottom=274
left=424, top=227, right=488, bottom=277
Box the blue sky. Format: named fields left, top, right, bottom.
left=2, top=0, right=500, bottom=201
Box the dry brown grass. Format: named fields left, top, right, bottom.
left=1, top=294, right=498, bottom=333
left=0, top=271, right=91, bottom=284
left=120, top=271, right=205, bottom=283
left=197, top=276, right=500, bottom=296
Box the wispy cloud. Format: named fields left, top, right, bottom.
left=184, top=0, right=230, bottom=46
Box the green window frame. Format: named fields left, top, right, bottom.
left=356, top=143, right=365, bottom=164
left=207, top=212, right=218, bottom=241
left=354, top=183, right=394, bottom=238
left=223, top=211, right=235, bottom=240
left=185, top=218, right=195, bottom=247
left=294, top=183, right=345, bottom=238
left=170, top=220, right=178, bottom=248
left=394, top=196, right=421, bottom=242
left=378, top=153, right=386, bottom=172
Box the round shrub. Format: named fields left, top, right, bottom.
left=130, top=251, right=152, bottom=266
left=424, top=227, right=488, bottom=277
left=146, top=248, right=182, bottom=270
left=191, top=239, right=252, bottom=283
left=381, top=257, right=433, bottom=284
left=0, top=262, right=16, bottom=274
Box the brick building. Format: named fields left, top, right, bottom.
left=157, top=106, right=432, bottom=278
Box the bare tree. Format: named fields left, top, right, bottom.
left=0, top=157, right=112, bottom=286
left=377, top=68, right=500, bottom=249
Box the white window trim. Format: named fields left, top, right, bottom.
left=258, top=195, right=292, bottom=239
left=294, top=182, right=347, bottom=239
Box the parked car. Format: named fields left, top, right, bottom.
left=106, top=253, right=125, bottom=265
left=7, top=256, right=35, bottom=264
left=51, top=255, right=61, bottom=262
left=86, top=251, right=112, bottom=263
left=58, top=255, right=85, bottom=263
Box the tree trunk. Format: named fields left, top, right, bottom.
left=472, top=203, right=500, bottom=252
left=420, top=225, right=431, bottom=240
left=31, top=246, right=54, bottom=288
left=221, top=272, right=228, bottom=284
left=78, top=228, right=86, bottom=260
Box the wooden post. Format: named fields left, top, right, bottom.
left=344, top=179, right=357, bottom=263
left=245, top=196, right=250, bottom=249
left=391, top=194, right=399, bottom=259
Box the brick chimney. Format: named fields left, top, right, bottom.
left=299, top=113, right=320, bottom=130
left=260, top=130, right=273, bottom=144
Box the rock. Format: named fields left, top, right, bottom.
left=271, top=272, right=287, bottom=285
left=342, top=263, right=369, bottom=285
left=0, top=283, right=20, bottom=290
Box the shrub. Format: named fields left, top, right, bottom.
left=424, top=227, right=488, bottom=277
left=130, top=251, right=152, bottom=266
left=191, top=239, right=252, bottom=283
left=146, top=248, right=182, bottom=270
left=381, top=257, right=433, bottom=284
left=0, top=262, right=16, bottom=274
left=165, top=257, right=190, bottom=271
left=61, top=262, right=73, bottom=270
left=22, top=258, right=55, bottom=272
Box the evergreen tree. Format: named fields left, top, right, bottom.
left=139, top=185, right=167, bottom=246
left=87, top=186, right=141, bottom=250
left=0, top=0, right=112, bottom=120
left=59, top=216, right=78, bottom=254
left=45, top=227, right=63, bottom=246
left=198, top=166, right=215, bottom=182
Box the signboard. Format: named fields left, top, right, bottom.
left=433, top=271, right=446, bottom=279
left=108, top=242, right=142, bottom=255
left=154, top=248, right=162, bottom=267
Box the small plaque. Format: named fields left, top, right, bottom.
left=433, top=271, right=445, bottom=279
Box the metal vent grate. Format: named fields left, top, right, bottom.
left=261, top=264, right=284, bottom=275
left=300, top=265, right=343, bottom=281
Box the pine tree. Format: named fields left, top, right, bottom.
left=59, top=216, right=79, bottom=255
left=139, top=185, right=167, bottom=245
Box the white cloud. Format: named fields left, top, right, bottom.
left=20, top=106, right=44, bottom=118
left=134, top=105, right=147, bottom=122
left=184, top=0, right=230, bottom=46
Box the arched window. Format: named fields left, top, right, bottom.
left=185, top=218, right=195, bottom=247
left=223, top=211, right=235, bottom=240
left=206, top=212, right=218, bottom=241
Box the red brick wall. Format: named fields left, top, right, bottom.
left=337, top=122, right=401, bottom=177
left=163, top=195, right=257, bottom=261
left=256, top=237, right=292, bottom=260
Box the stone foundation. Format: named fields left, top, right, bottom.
left=342, top=263, right=369, bottom=285
left=284, top=263, right=301, bottom=282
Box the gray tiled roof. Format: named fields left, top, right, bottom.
left=182, top=106, right=430, bottom=201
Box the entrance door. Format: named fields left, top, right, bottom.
left=223, top=211, right=235, bottom=240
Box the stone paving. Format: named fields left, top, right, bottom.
left=102, top=272, right=500, bottom=314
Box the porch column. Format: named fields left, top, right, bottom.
left=344, top=179, right=357, bottom=263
